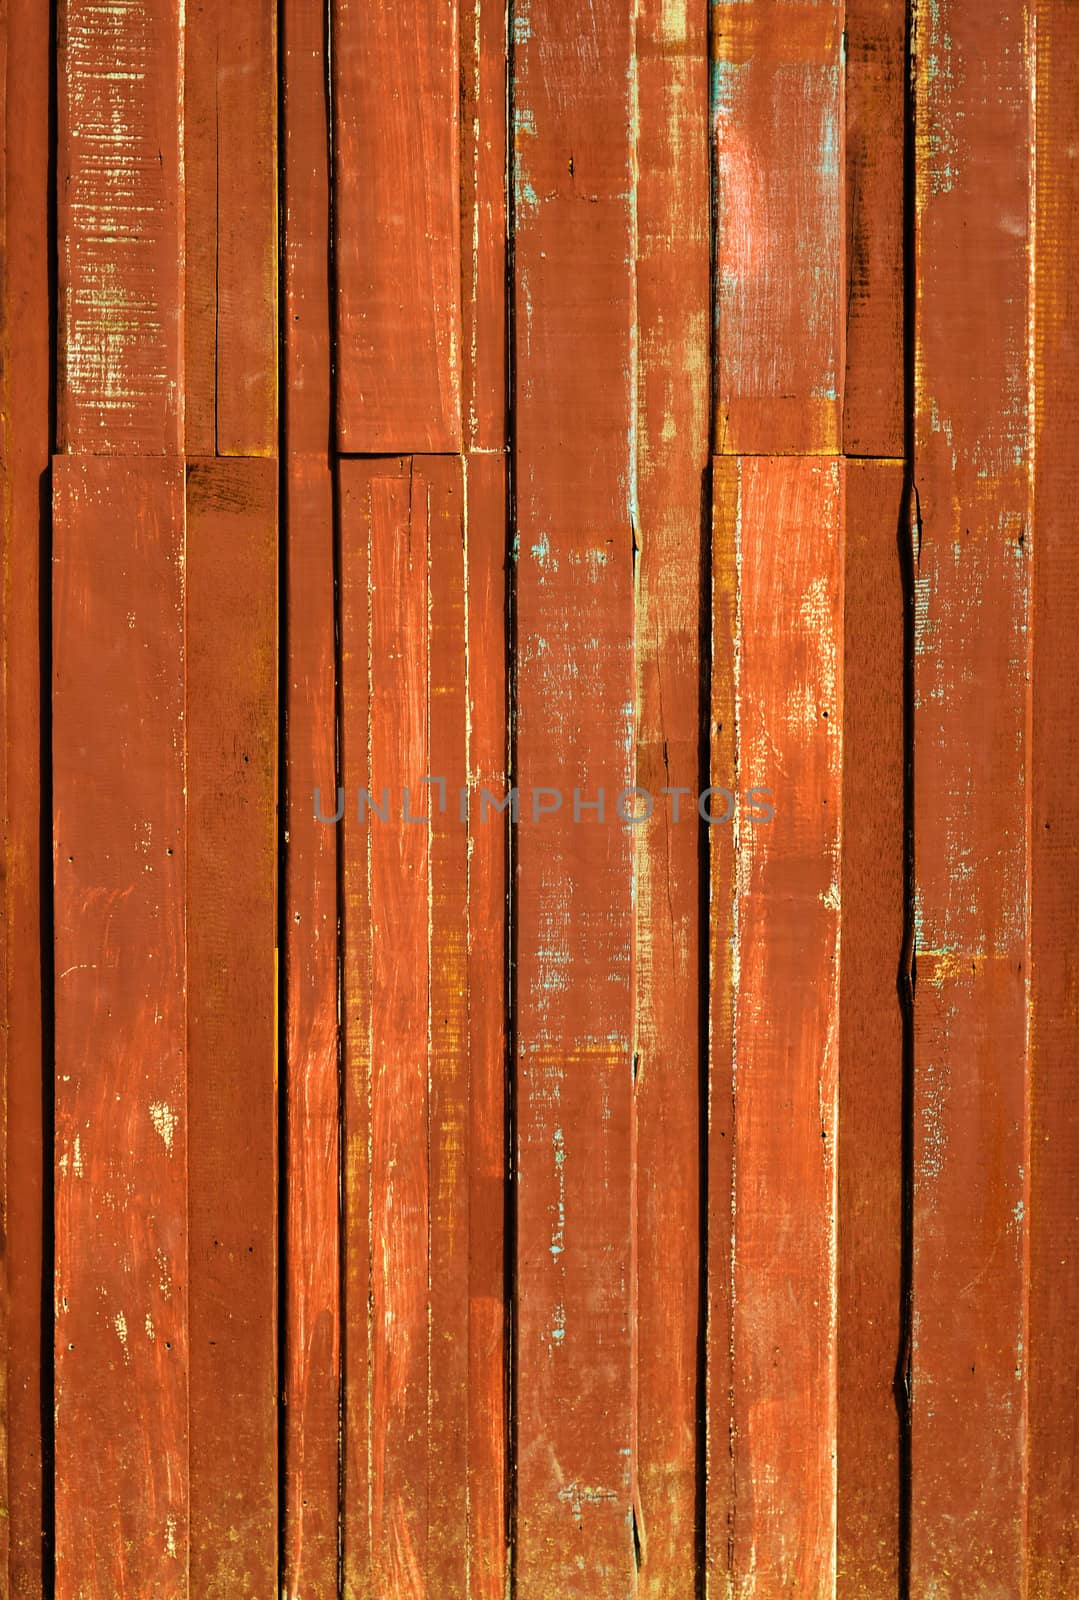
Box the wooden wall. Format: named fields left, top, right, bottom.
left=1, top=1, right=1077, bottom=1595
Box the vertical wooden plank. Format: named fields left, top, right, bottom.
left=0, top=0, right=50, bottom=1584
left=713, top=456, right=843, bottom=1595
left=53, top=457, right=188, bottom=1598
left=634, top=0, right=709, bottom=1592
left=282, top=0, right=331, bottom=458
left=512, top=0, right=638, bottom=1590
left=183, top=0, right=218, bottom=457
left=57, top=0, right=184, bottom=453
left=460, top=0, right=508, bottom=450
left=837, top=459, right=905, bottom=1597
left=712, top=0, right=844, bottom=454
left=705, top=458, right=739, bottom=1588
left=464, top=452, right=509, bottom=1600
left=215, top=0, right=277, bottom=455
left=333, top=0, right=462, bottom=453
left=1029, top=4, right=1079, bottom=1593
left=185, top=458, right=278, bottom=1598
left=362, top=465, right=432, bottom=1594
left=282, top=0, right=338, bottom=1584
left=911, top=1, right=1033, bottom=1590
left=338, top=458, right=377, bottom=1600
left=426, top=458, right=471, bottom=1598
left=843, top=0, right=906, bottom=456
left=282, top=459, right=339, bottom=1600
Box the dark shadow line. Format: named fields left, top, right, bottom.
left=505, top=5, right=519, bottom=1593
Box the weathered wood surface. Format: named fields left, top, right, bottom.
left=711, top=456, right=844, bottom=1595
left=911, top=1, right=1034, bottom=1592
left=634, top=1, right=709, bottom=1594
left=1030, top=4, right=1079, bottom=1596
left=1, top=0, right=50, bottom=1587
left=186, top=458, right=278, bottom=1597
left=5, top=2, right=1079, bottom=1596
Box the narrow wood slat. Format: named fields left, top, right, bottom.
left=460, top=0, right=507, bottom=450
left=281, top=0, right=338, bottom=1583
left=282, top=0, right=331, bottom=457
left=843, top=0, right=905, bottom=456
left=57, top=0, right=184, bottom=453
left=333, top=0, right=462, bottom=453
left=426, top=457, right=471, bottom=1599
left=634, top=0, right=709, bottom=1590
left=837, top=459, right=905, bottom=1597
left=1029, top=4, right=1079, bottom=1593
left=512, top=0, right=638, bottom=1588
left=0, top=0, right=50, bottom=1584
left=282, top=457, right=340, bottom=1600
left=712, top=0, right=844, bottom=454
left=183, top=0, right=218, bottom=457
left=710, top=455, right=843, bottom=1593
left=464, top=452, right=509, bottom=1600
left=186, top=458, right=278, bottom=1598
left=911, top=1, right=1033, bottom=1590
left=53, top=457, right=188, bottom=1598
left=215, top=0, right=276, bottom=455
left=341, top=460, right=432, bottom=1594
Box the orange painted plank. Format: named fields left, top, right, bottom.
left=464, top=452, right=509, bottom=1600
left=911, top=1, right=1033, bottom=1590
left=0, top=0, right=50, bottom=1585
left=426, top=457, right=471, bottom=1599
left=512, top=0, right=638, bottom=1589
left=53, top=456, right=188, bottom=1597
left=333, top=0, right=462, bottom=453
left=281, top=0, right=338, bottom=1583
left=1030, top=8, right=1079, bottom=1594
left=843, top=0, right=905, bottom=456
left=183, top=0, right=217, bottom=457
left=705, top=460, right=738, bottom=1586
left=282, top=458, right=339, bottom=1600
left=460, top=0, right=507, bottom=450
left=837, top=459, right=905, bottom=1597
left=186, top=458, right=278, bottom=1597
left=341, top=460, right=432, bottom=1593
left=282, top=0, right=331, bottom=457
left=215, top=1, right=276, bottom=455
left=712, top=0, right=844, bottom=454
left=57, top=0, right=184, bottom=453
left=338, top=457, right=378, bottom=1600
left=185, top=2, right=276, bottom=456
left=712, top=456, right=843, bottom=1593
left=634, top=0, right=710, bottom=1591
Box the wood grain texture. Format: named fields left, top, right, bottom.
left=53, top=457, right=188, bottom=1598
left=281, top=0, right=338, bottom=1587
left=282, top=0, right=331, bottom=458
left=838, top=459, right=904, bottom=1598
left=711, top=455, right=843, bottom=1596
left=185, top=0, right=276, bottom=457
left=57, top=0, right=184, bottom=453
left=460, top=0, right=507, bottom=450
left=214, top=0, right=276, bottom=455
left=843, top=0, right=905, bottom=456
left=1029, top=5, right=1079, bottom=1593
left=333, top=0, right=462, bottom=453
left=512, top=0, right=638, bottom=1589
left=911, top=1, right=1033, bottom=1590
left=282, top=458, right=339, bottom=1600
left=712, top=0, right=844, bottom=454
left=186, top=458, right=278, bottom=1599
left=464, top=452, right=509, bottom=1600
left=0, top=0, right=50, bottom=1584
left=634, top=0, right=709, bottom=1592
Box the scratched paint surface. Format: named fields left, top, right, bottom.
left=4, top=3, right=1079, bottom=1597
